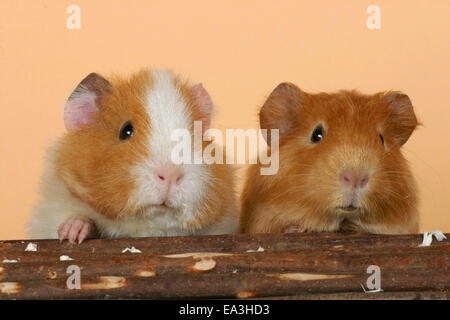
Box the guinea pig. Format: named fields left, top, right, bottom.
left=29, top=69, right=238, bottom=243
left=240, top=82, right=419, bottom=234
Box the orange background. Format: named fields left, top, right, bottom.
left=0, top=0, right=449, bottom=239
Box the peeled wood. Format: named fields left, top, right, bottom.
left=0, top=233, right=448, bottom=299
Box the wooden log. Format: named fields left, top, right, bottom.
left=0, top=233, right=448, bottom=299
left=258, top=291, right=450, bottom=300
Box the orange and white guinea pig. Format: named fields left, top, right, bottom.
left=29, top=69, right=238, bottom=243
left=240, top=82, right=419, bottom=234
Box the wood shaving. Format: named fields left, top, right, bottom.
left=59, top=255, right=74, bottom=261
left=2, top=259, right=18, bottom=263
left=246, top=246, right=265, bottom=253
left=418, top=230, right=447, bottom=247
left=25, top=243, right=37, bottom=252
left=121, top=246, right=142, bottom=253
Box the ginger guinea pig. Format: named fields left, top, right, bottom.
left=240, top=82, right=419, bottom=234
left=29, top=69, right=238, bottom=243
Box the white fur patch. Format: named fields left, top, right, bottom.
left=125, top=69, right=210, bottom=233
left=138, top=69, right=192, bottom=167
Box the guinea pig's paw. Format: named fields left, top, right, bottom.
left=284, top=225, right=307, bottom=233
left=58, top=218, right=93, bottom=244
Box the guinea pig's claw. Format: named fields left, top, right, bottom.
left=58, top=218, right=92, bottom=244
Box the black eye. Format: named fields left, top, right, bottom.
left=311, top=125, right=324, bottom=143
left=119, top=122, right=133, bottom=140
left=379, top=133, right=384, bottom=146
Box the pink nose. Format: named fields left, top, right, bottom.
left=340, top=168, right=369, bottom=189
left=156, top=165, right=184, bottom=186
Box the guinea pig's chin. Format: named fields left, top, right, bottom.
left=333, top=189, right=366, bottom=215
left=138, top=203, right=180, bottom=215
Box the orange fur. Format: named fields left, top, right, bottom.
left=56, top=71, right=152, bottom=219
left=241, top=84, right=419, bottom=235
left=54, top=69, right=236, bottom=230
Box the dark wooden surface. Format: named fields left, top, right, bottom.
left=0, top=232, right=448, bottom=299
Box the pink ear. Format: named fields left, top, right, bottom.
left=64, top=73, right=111, bottom=131
left=64, top=88, right=98, bottom=131
left=191, top=83, right=213, bottom=128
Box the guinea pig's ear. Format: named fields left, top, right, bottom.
left=191, top=83, right=213, bottom=129
left=64, top=73, right=112, bottom=131
left=384, top=93, right=418, bottom=146
left=260, top=82, right=303, bottom=145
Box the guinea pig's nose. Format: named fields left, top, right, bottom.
left=156, top=165, right=184, bottom=186
left=340, top=169, right=369, bottom=189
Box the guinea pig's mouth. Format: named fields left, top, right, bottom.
left=139, top=203, right=171, bottom=213
left=154, top=203, right=171, bottom=210
left=336, top=205, right=359, bottom=212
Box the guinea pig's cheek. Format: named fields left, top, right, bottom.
left=59, top=171, right=90, bottom=199
left=127, top=163, right=163, bottom=208
left=174, top=165, right=209, bottom=206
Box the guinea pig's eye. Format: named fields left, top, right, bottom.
left=379, top=133, right=385, bottom=146
left=311, top=125, right=324, bottom=143
left=119, top=122, right=134, bottom=140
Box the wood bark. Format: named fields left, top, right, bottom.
left=0, top=233, right=448, bottom=299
